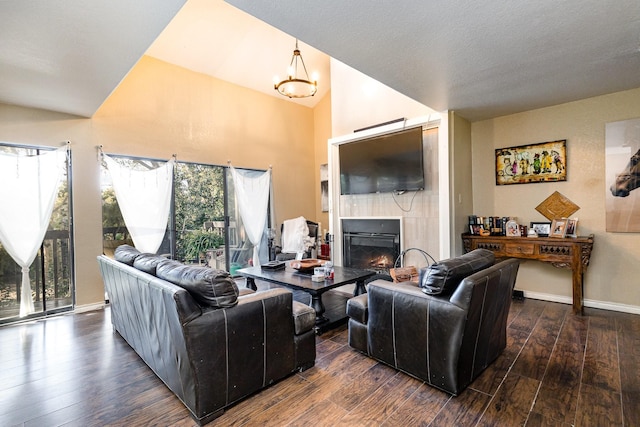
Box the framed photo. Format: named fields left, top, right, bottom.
left=530, top=221, right=551, bottom=237
left=470, top=224, right=485, bottom=235
left=505, top=219, right=521, bottom=236
left=496, top=140, right=567, bottom=185
left=550, top=219, right=567, bottom=238
left=565, top=218, right=578, bottom=237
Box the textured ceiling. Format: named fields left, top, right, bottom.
left=227, top=0, right=640, bottom=121
left=1, top=0, right=639, bottom=121
left=0, top=0, right=186, bottom=117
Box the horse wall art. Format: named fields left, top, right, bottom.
left=610, top=148, right=640, bottom=197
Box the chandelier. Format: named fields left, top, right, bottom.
left=274, top=39, right=318, bottom=98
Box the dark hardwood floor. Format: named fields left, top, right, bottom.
left=1, top=294, right=639, bottom=426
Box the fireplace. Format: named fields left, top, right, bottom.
left=342, top=218, right=401, bottom=273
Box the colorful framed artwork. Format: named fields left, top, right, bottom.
left=496, top=140, right=567, bottom=185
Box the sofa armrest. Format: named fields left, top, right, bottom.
left=346, top=293, right=369, bottom=324
left=292, top=301, right=315, bottom=335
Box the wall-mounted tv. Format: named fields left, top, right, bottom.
left=339, top=126, right=425, bottom=195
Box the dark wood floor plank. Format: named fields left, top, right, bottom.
left=328, top=361, right=399, bottom=411
left=428, top=388, right=493, bottom=426
left=575, top=383, right=623, bottom=426
left=621, top=390, right=640, bottom=427
left=525, top=411, right=574, bottom=426
left=337, top=372, right=422, bottom=426
left=510, top=321, right=558, bottom=381
left=509, top=298, right=547, bottom=334
left=531, top=338, right=584, bottom=424
left=470, top=328, right=530, bottom=394
left=208, top=374, right=312, bottom=426
left=0, top=297, right=636, bottom=427
left=381, top=383, right=451, bottom=427
left=286, top=398, right=349, bottom=427
left=582, top=315, right=620, bottom=392
left=557, top=312, right=589, bottom=347
left=477, top=373, right=540, bottom=427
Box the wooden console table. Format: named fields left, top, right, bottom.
left=462, top=233, right=594, bottom=315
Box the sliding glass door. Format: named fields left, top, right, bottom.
left=0, top=143, right=74, bottom=324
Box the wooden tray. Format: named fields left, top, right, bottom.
left=290, top=259, right=324, bottom=272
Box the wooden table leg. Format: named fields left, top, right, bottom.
left=572, top=249, right=584, bottom=315
left=354, top=279, right=367, bottom=296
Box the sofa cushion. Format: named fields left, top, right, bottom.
left=133, top=253, right=167, bottom=276
left=114, top=244, right=141, bottom=265
left=420, top=249, right=495, bottom=296
left=156, top=260, right=239, bottom=308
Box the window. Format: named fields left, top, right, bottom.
left=101, top=155, right=270, bottom=275
left=0, top=143, right=74, bottom=323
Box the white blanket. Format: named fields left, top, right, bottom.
left=281, top=216, right=313, bottom=254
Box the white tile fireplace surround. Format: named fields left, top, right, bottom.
left=329, top=120, right=442, bottom=270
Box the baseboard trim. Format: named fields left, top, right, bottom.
left=74, top=302, right=106, bottom=314
left=521, top=290, right=640, bottom=315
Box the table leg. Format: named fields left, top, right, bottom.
left=310, top=294, right=328, bottom=325
left=572, top=249, right=584, bottom=315
left=354, top=279, right=367, bottom=296
left=246, top=277, right=257, bottom=291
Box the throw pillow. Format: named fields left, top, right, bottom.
left=156, top=260, right=239, bottom=308
left=133, top=253, right=166, bottom=276
left=420, top=249, right=495, bottom=296
left=114, top=244, right=141, bottom=266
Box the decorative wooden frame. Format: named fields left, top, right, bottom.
left=496, top=140, right=567, bottom=185
left=550, top=219, right=567, bottom=238
left=535, top=191, right=580, bottom=221
left=530, top=221, right=551, bottom=237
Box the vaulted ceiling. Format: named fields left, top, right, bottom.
left=1, top=0, right=639, bottom=121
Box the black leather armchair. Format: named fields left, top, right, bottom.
left=346, top=249, right=519, bottom=395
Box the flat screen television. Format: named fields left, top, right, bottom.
left=339, top=126, right=425, bottom=195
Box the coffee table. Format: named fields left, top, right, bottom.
left=237, top=264, right=375, bottom=334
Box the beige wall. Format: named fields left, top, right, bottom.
left=471, top=87, right=640, bottom=312
left=449, top=112, right=473, bottom=255
left=313, top=90, right=332, bottom=235
left=0, top=55, right=322, bottom=309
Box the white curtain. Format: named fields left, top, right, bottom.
left=230, top=165, right=271, bottom=268
left=0, top=146, right=68, bottom=317
left=103, top=155, right=174, bottom=254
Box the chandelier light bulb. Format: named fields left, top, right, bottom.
left=274, top=39, right=318, bottom=98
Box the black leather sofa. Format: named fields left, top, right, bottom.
left=97, top=245, right=316, bottom=425
left=346, top=249, right=519, bottom=395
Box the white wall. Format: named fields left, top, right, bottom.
left=330, top=59, right=438, bottom=137
left=328, top=59, right=447, bottom=267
